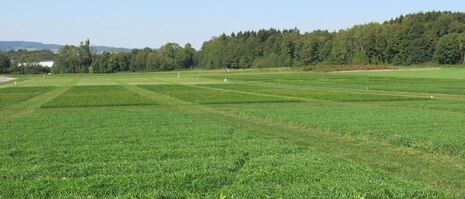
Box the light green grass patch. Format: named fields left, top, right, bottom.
left=211, top=72, right=465, bottom=95
left=221, top=152, right=441, bottom=198
left=42, top=85, right=157, bottom=108
left=0, top=86, right=54, bottom=107
left=235, top=104, right=465, bottom=158
left=138, top=84, right=299, bottom=104
left=351, top=68, right=465, bottom=79
left=203, top=83, right=429, bottom=102
left=17, top=77, right=79, bottom=87
left=76, top=78, right=116, bottom=86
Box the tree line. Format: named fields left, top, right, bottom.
left=52, top=40, right=196, bottom=74
left=0, top=49, right=53, bottom=74
left=1, top=11, right=465, bottom=75
left=199, top=11, right=465, bottom=68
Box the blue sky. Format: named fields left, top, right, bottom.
left=1, top=0, right=464, bottom=49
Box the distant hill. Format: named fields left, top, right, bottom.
left=0, top=41, right=132, bottom=53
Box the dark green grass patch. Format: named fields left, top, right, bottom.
left=0, top=107, right=442, bottom=198
left=235, top=104, right=465, bottom=158
left=42, top=85, right=157, bottom=108
left=138, top=84, right=298, bottom=104
left=412, top=101, right=465, bottom=113
left=203, top=83, right=428, bottom=102
left=0, top=86, right=54, bottom=107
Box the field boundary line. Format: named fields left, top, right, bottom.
left=0, top=87, right=71, bottom=122
left=148, top=76, right=327, bottom=103
left=204, top=76, right=465, bottom=101
left=112, top=78, right=193, bottom=105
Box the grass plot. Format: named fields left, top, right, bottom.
left=0, top=107, right=442, bottom=198
left=0, top=86, right=54, bottom=107
left=138, top=84, right=298, bottom=104
left=204, top=83, right=428, bottom=102
left=42, top=85, right=157, bottom=108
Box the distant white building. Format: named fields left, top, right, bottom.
left=17, top=60, right=54, bottom=67
left=38, top=60, right=54, bottom=67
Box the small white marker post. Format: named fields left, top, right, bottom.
left=14, top=80, right=17, bottom=87
left=177, top=72, right=180, bottom=78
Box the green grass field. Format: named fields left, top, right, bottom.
left=0, top=86, right=54, bottom=107
left=1, top=68, right=465, bottom=198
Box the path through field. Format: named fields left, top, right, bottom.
left=333, top=67, right=441, bottom=73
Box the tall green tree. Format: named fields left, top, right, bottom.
left=53, top=39, right=94, bottom=73
left=459, top=33, right=465, bottom=64
left=329, top=30, right=351, bottom=64
left=434, top=33, right=462, bottom=64
left=79, top=39, right=93, bottom=72
left=174, top=43, right=196, bottom=69
left=161, top=43, right=181, bottom=59
left=0, top=53, right=11, bottom=74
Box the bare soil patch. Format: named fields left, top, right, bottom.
left=0, top=76, right=16, bottom=83
left=333, top=67, right=441, bottom=73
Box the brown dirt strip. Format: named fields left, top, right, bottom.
left=333, top=67, right=441, bottom=73
left=0, top=76, right=17, bottom=83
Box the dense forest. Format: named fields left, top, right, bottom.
left=199, top=11, right=465, bottom=68
left=1, top=11, right=465, bottom=74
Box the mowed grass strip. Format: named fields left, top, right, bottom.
left=213, top=72, right=465, bottom=95
left=0, top=107, right=442, bottom=198
left=0, top=86, right=54, bottom=107
left=42, top=85, right=157, bottom=108
left=235, top=103, right=465, bottom=158
left=138, top=84, right=298, bottom=104
left=203, top=83, right=428, bottom=102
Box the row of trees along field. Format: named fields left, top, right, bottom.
left=2, top=11, right=465, bottom=74
left=52, top=40, right=196, bottom=74
left=199, top=11, right=465, bottom=68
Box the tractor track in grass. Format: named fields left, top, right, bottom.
left=119, top=82, right=465, bottom=197
left=0, top=76, right=79, bottom=121
left=0, top=87, right=71, bottom=122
